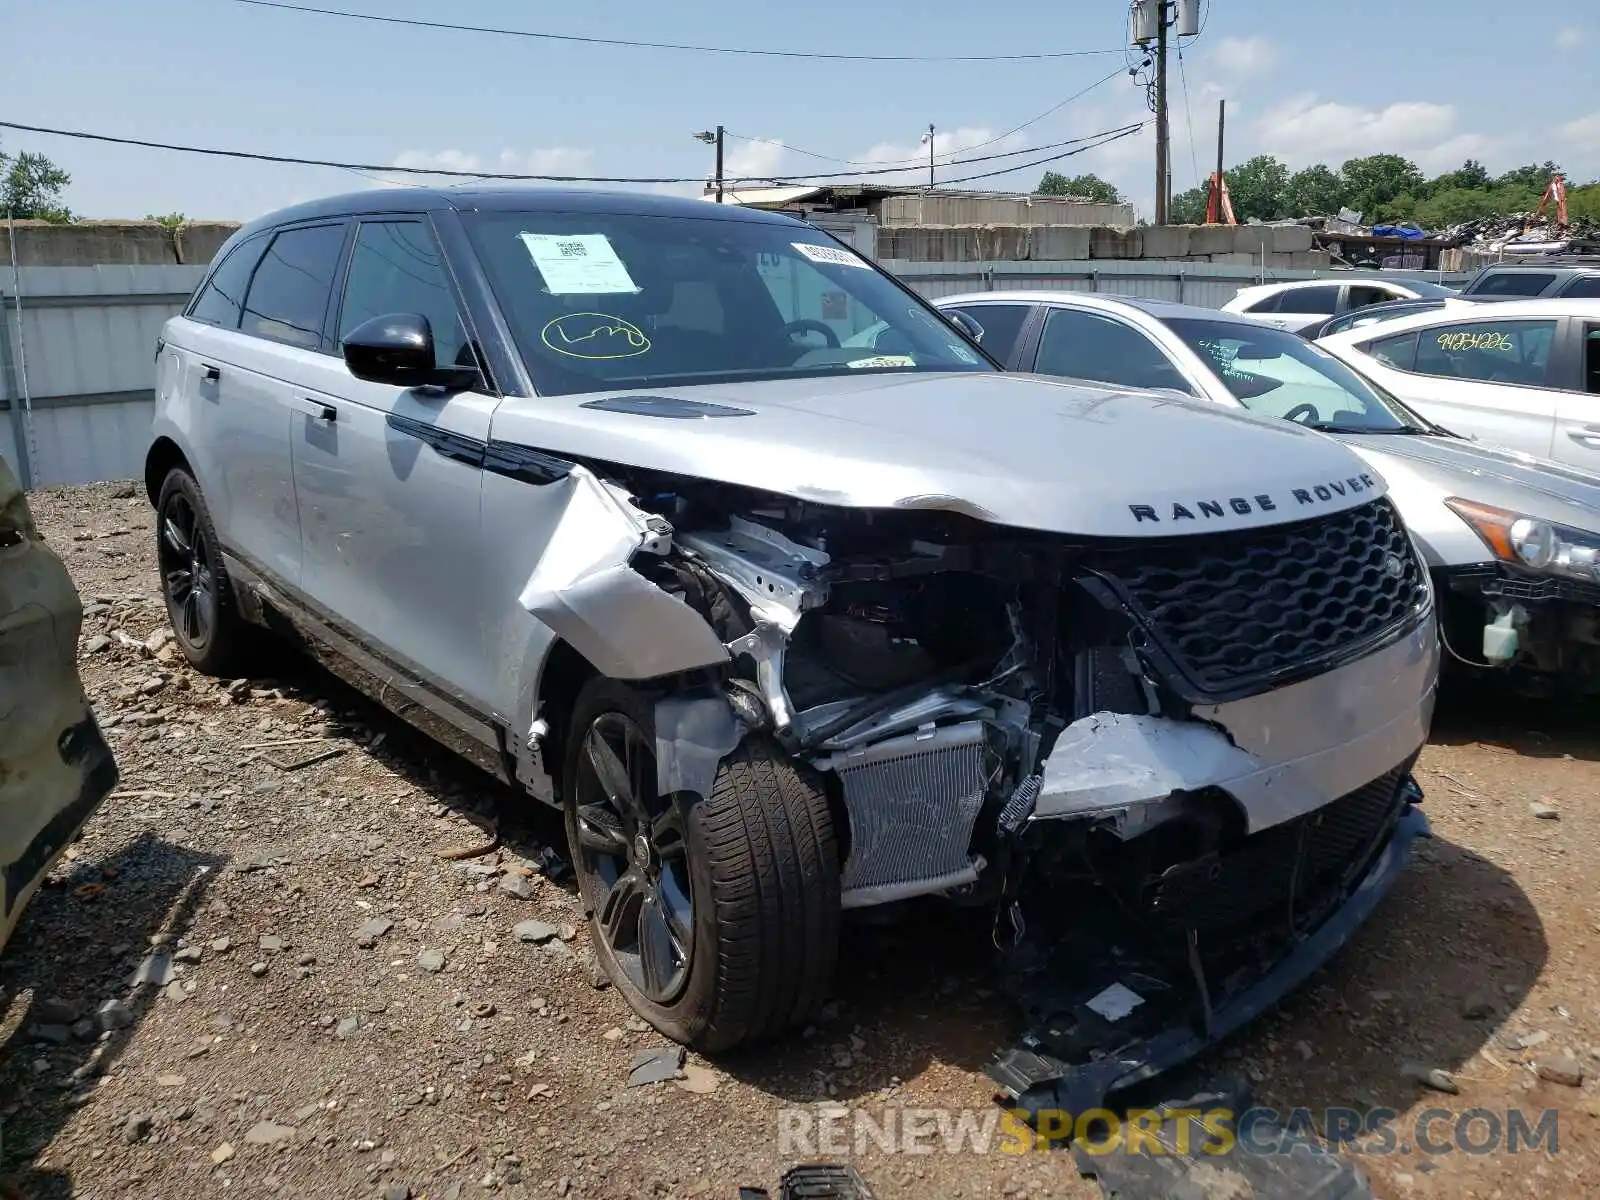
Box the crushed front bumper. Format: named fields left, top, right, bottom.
left=1439, top=564, right=1600, bottom=694
left=990, top=791, right=1429, bottom=1117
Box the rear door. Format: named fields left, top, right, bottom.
left=289, top=215, right=501, bottom=732
left=1553, top=319, right=1600, bottom=467
left=1359, top=315, right=1560, bottom=456
left=1025, top=305, right=1199, bottom=393
left=1261, top=283, right=1343, bottom=332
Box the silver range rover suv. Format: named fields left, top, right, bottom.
left=147, top=189, right=1437, bottom=1110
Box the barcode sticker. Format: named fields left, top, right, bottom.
left=519, top=233, right=639, bottom=294
left=792, top=242, right=869, bottom=269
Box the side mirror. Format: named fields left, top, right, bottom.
left=342, top=313, right=477, bottom=390
left=945, top=309, right=985, bottom=344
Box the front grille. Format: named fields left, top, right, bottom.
left=1140, top=767, right=1409, bottom=941
left=822, top=721, right=989, bottom=908
left=1086, top=498, right=1428, bottom=697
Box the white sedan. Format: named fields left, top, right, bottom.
left=1316, top=298, right=1600, bottom=469
left=1224, top=276, right=1459, bottom=333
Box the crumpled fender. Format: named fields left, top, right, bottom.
left=517, top=467, right=729, bottom=681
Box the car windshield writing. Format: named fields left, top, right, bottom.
left=1165, top=317, right=1427, bottom=433
left=463, top=212, right=991, bottom=396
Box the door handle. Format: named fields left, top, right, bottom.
left=201, top=363, right=221, bottom=381
left=287, top=395, right=337, bottom=422
left=1568, top=427, right=1600, bottom=447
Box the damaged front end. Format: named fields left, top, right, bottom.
left=525, top=466, right=1437, bottom=1099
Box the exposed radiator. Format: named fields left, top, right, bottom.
left=818, top=721, right=990, bottom=908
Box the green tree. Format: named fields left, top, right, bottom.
left=1412, top=187, right=1505, bottom=228
left=1431, top=159, right=1492, bottom=193
left=1495, top=161, right=1562, bottom=192
left=1281, top=165, right=1345, bottom=217
left=0, top=141, right=72, bottom=222
left=1035, top=171, right=1126, bottom=205
left=145, top=212, right=187, bottom=228
left=1338, top=154, right=1424, bottom=217
left=1170, top=184, right=1208, bottom=224
left=1225, top=154, right=1290, bottom=221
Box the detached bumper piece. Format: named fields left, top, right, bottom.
left=989, top=774, right=1428, bottom=1118
left=1441, top=564, right=1600, bottom=694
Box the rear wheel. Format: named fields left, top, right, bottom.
left=563, top=676, right=840, bottom=1052
left=155, top=468, right=256, bottom=676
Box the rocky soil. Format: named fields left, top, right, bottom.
left=1, top=480, right=1597, bottom=1199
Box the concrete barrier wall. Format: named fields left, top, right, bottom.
left=0, top=220, right=239, bottom=268
left=876, top=221, right=1326, bottom=266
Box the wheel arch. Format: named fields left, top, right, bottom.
left=144, top=435, right=192, bottom=506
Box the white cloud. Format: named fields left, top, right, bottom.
left=1252, top=95, right=1486, bottom=169
left=1556, top=26, right=1583, bottom=51
left=1560, top=113, right=1600, bottom=151
left=390, top=146, right=595, bottom=179
left=723, top=137, right=790, bottom=181
left=1209, top=35, right=1278, bottom=77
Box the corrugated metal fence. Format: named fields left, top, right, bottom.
left=3, top=265, right=206, bottom=488
left=2, top=258, right=1471, bottom=489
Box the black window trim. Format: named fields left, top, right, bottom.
left=1359, top=315, right=1568, bottom=394
left=235, top=218, right=354, bottom=356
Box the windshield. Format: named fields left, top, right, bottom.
left=1398, top=279, right=1458, bottom=299
left=463, top=211, right=992, bottom=395
left=1165, top=317, right=1432, bottom=433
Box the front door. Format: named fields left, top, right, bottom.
left=290, top=216, right=501, bottom=732
left=1553, top=320, right=1600, bottom=468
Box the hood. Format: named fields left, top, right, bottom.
left=1339, top=433, right=1600, bottom=534
left=488, top=372, right=1387, bottom=538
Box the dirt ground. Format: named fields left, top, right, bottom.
left=2, top=480, right=1597, bottom=1200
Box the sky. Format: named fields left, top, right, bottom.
left=4, top=0, right=1599, bottom=222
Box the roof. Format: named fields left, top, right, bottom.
left=235, top=186, right=800, bottom=239
left=933, top=290, right=1242, bottom=324
left=700, top=185, right=830, bottom=207
left=1316, top=296, right=1600, bottom=346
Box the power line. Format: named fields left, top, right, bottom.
left=723, top=125, right=1141, bottom=177
left=0, top=118, right=1143, bottom=185
left=1177, top=42, right=1200, bottom=197
left=934, top=65, right=1131, bottom=158
left=920, top=125, right=1147, bottom=187
left=226, top=0, right=1127, bottom=63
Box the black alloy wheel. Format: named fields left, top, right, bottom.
left=571, top=711, right=695, bottom=1004
left=158, top=488, right=218, bottom=653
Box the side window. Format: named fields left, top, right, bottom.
left=1242, top=291, right=1281, bottom=314
left=1467, top=272, right=1554, bottom=298
left=1585, top=325, right=1600, bottom=395
left=188, top=235, right=267, bottom=329
left=1411, top=320, right=1558, bottom=386
left=943, top=304, right=1031, bottom=364
left=1366, top=331, right=1419, bottom=370
left=1346, top=286, right=1392, bottom=309
left=240, top=223, right=348, bottom=350
left=1560, top=276, right=1600, bottom=299
left=338, top=221, right=467, bottom=369
left=1279, top=285, right=1340, bottom=315
left=1033, top=308, right=1194, bottom=393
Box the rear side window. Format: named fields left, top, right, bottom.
left=943, top=304, right=1031, bottom=364
left=1241, top=291, right=1281, bottom=314
left=338, top=220, right=468, bottom=369
left=1366, top=331, right=1419, bottom=370
left=1277, top=285, right=1340, bottom=315
left=1466, top=271, right=1554, bottom=298
left=241, top=223, right=348, bottom=350
left=188, top=235, right=267, bottom=329
left=1411, top=319, right=1557, bottom=386
left=1347, top=285, right=1395, bottom=309
left=1560, top=275, right=1600, bottom=298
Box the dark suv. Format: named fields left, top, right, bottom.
left=1459, top=263, right=1600, bottom=300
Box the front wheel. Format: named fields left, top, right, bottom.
left=155, top=468, right=257, bottom=676
left=563, top=677, right=840, bottom=1052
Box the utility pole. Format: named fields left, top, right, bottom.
left=927, top=124, right=936, bottom=189
left=1153, top=4, right=1169, bottom=225
left=1215, top=98, right=1225, bottom=187
left=692, top=126, right=725, bottom=202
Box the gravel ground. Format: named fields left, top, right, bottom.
left=1, top=480, right=1597, bottom=1200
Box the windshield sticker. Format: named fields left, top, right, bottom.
left=540, top=313, right=651, bottom=360
left=519, top=233, right=639, bottom=295
left=948, top=344, right=979, bottom=364
left=792, top=242, right=870, bottom=270
left=847, top=355, right=916, bottom=369
left=1436, top=329, right=1513, bottom=352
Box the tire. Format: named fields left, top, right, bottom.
left=155, top=467, right=258, bottom=677
left=563, top=676, right=840, bottom=1053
